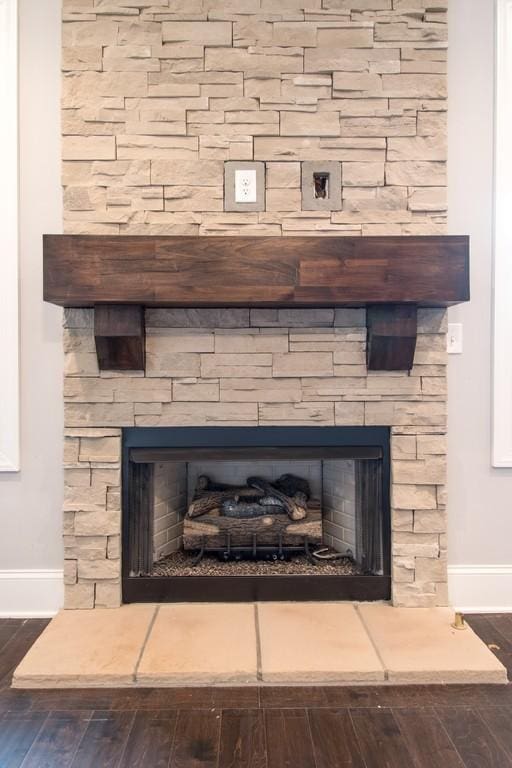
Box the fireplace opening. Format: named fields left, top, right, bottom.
left=122, top=427, right=391, bottom=602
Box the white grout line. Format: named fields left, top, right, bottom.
left=354, top=603, right=388, bottom=681
left=133, top=604, right=160, bottom=683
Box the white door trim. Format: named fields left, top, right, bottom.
left=0, top=0, right=20, bottom=472
left=493, top=0, right=512, bottom=467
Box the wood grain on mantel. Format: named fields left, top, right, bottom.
left=43, top=235, right=469, bottom=308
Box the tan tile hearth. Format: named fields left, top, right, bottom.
left=258, top=603, right=384, bottom=683
left=12, top=603, right=507, bottom=689
left=137, top=604, right=257, bottom=685
left=12, top=604, right=155, bottom=688
left=359, top=604, right=507, bottom=684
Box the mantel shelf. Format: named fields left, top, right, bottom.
left=43, top=234, right=470, bottom=372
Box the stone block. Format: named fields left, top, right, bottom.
left=340, top=116, right=416, bottom=137
left=151, top=159, right=223, bottom=186
left=220, top=378, right=302, bottom=403
left=251, top=309, right=334, bottom=327
left=162, top=21, right=232, bottom=45
left=64, top=438, right=80, bottom=465
left=62, top=136, right=116, bottom=161
left=334, top=308, right=366, bottom=327
left=392, top=484, right=437, bottom=510
left=414, top=557, right=447, bottom=582
left=266, top=162, right=301, bottom=189
left=417, top=434, right=446, bottom=455
left=78, top=558, right=120, bottom=580
left=255, top=137, right=385, bottom=162
left=64, top=560, right=78, bottom=586
left=273, top=352, right=333, bottom=378
left=343, top=162, right=384, bottom=186
left=64, top=583, right=95, bottom=610
left=65, top=468, right=92, bottom=487
left=393, top=557, right=415, bottom=583
left=146, top=308, right=249, bottom=328
left=386, top=161, right=446, bottom=187
left=388, top=136, right=446, bottom=162
left=393, top=457, right=446, bottom=485
left=392, top=435, right=416, bottom=460
left=393, top=509, right=413, bottom=531
left=259, top=402, right=335, bottom=425
left=63, top=21, right=119, bottom=46
left=62, top=47, right=102, bottom=71
left=392, top=582, right=437, bottom=608
left=382, top=74, right=447, bottom=98
left=266, top=188, right=302, bottom=212
left=332, top=343, right=366, bottom=364
left=65, top=403, right=134, bottom=428
left=393, top=532, right=439, bottom=558
left=201, top=353, right=272, bottom=378
left=365, top=401, right=446, bottom=427
left=317, top=26, right=374, bottom=48
left=280, top=111, right=340, bottom=137
left=79, top=437, right=120, bottom=463
left=74, top=509, right=121, bottom=537
left=63, top=485, right=107, bottom=512
left=160, top=401, right=258, bottom=425
left=414, top=511, right=445, bottom=533
left=205, top=48, right=303, bottom=76
left=95, top=581, right=122, bottom=608
left=273, top=22, right=317, bottom=47
left=215, top=332, right=288, bottom=354
left=409, top=187, right=447, bottom=212
left=173, top=380, right=220, bottom=401
left=333, top=73, right=382, bottom=92
left=334, top=401, right=365, bottom=425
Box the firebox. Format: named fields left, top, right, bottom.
left=122, top=426, right=391, bottom=602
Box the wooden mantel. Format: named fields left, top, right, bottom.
left=43, top=234, right=470, bottom=372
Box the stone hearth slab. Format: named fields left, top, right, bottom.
left=358, top=604, right=508, bottom=684
left=12, top=604, right=155, bottom=688
left=12, top=603, right=507, bottom=688
left=137, top=603, right=258, bottom=685
left=258, top=602, right=385, bottom=683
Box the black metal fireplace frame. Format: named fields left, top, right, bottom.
left=122, top=426, right=391, bottom=603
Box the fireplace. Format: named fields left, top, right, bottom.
left=122, top=426, right=391, bottom=602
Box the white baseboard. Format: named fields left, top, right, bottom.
left=0, top=569, right=63, bottom=617
left=448, top=564, right=512, bottom=612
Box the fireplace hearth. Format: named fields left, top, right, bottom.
left=122, top=426, right=391, bottom=603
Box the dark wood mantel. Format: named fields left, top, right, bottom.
left=43, top=234, right=470, bottom=372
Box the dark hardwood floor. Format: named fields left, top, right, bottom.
left=0, top=614, right=511, bottom=767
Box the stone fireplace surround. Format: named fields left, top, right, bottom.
left=63, top=304, right=447, bottom=609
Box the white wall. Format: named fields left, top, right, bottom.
left=0, top=0, right=510, bottom=614
left=0, top=0, right=63, bottom=615
left=448, top=0, right=512, bottom=610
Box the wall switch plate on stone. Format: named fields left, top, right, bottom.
left=447, top=323, right=463, bottom=353
left=224, top=161, right=265, bottom=212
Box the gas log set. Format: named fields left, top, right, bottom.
left=183, top=473, right=324, bottom=563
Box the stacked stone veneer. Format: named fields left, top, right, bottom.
left=63, top=306, right=448, bottom=609
left=62, top=0, right=447, bottom=235
left=60, top=0, right=449, bottom=608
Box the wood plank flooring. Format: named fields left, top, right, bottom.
left=0, top=614, right=510, bottom=767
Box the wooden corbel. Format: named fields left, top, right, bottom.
left=94, top=305, right=145, bottom=371
left=366, top=304, right=417, bottom=372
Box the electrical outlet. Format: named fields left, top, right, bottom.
left=447, top=322, right=463, bottom=354
left=235, top=169, right=257, bottom=204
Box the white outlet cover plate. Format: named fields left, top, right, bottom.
left=447, top=322, right=463, bottom=354
left=235, top=169, right=257, bottom=203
